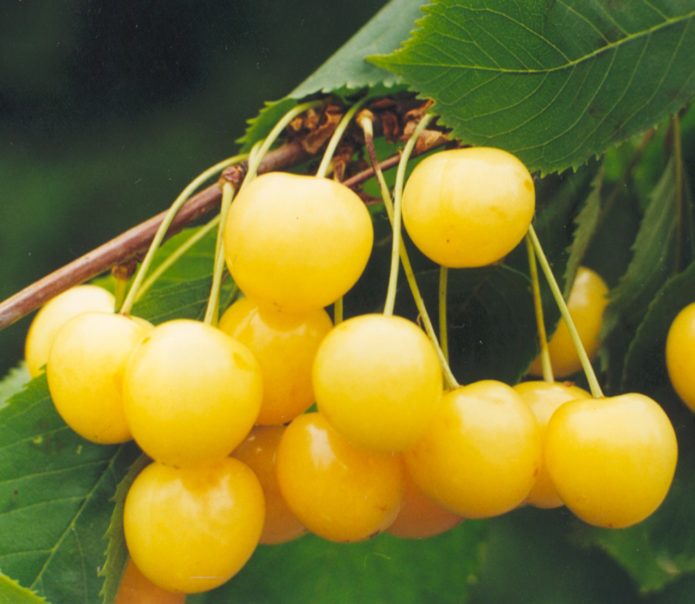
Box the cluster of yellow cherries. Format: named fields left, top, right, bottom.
left=24, top=139, right=679, bottom=599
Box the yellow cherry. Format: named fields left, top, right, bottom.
left=219, top=297, right=332, bottom=425
left=25, top=285, right=115, bottom=377
left=224, top=172, right=373, bottom=312
left=545, top=393, right=677, bottom=528
left=405, top=380, right=541, bottom=518
left=123, top=319, right=262, bottom=466
left=46, top=312, right=150, bottom=444
left=314, top=314, right=443, bottom=452
left=233, top=426, right=305, bottom=545
left=402, top=147, right=535, bottom=268
left=276, top=412, right=404, bottom=542
left=123, top=458, right=264, bottom=594
left=513, top=380, right=591, bottom=508
left=387, top=468, right=462, bottom=539
left=529, top=267, right=608, bottom=378
left=666, top=303, right=695, bottom=411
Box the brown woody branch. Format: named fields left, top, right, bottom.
left=0, top=134, right=447, bottom=330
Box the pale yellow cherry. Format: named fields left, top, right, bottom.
left=402, top=147, right=535, bottom=268
left=405, top=380, right=541, bottom=518
left=25, top=285, right=115, bottom=377
left=529, top=267, right=608, bottom=378
left=276, top=412, right=404, bottom=542
left=513, top=380, right=591, bottom=508
left=124, top=458, right=264, bottom=594
left=46, top=312, right=150, bottom=444
left=123, top=319, right=262, bottom=466
left=219, top=297, right=332, bottom=425
left=223, top=172, right=373, bottom=313
left=545, top=393, right=677, bottom=528
left=233, top=425, right=305, bottom=545
left=313, top=314, right=443, bottom=452
left=666, top=303, right=695, bottom=411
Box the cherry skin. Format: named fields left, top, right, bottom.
left=666, top=303, right=695, bottom=412
left=224, top=172, right=373, bottom=313
left=401, top=147, right=535, bottom=268
left=219, top=297, right=332, bottom=425
left=115, top=559, right=184, bottom=604
left=387, top=467, right=462, bottom=539
left=276, top=412, right=404, bottom=542
left=123, top=319, right=262, bottom=466
left=233, top=425, right=305, bottom=545
left=123, top=458, right=264, bottom=594
left=545, top=393, right=677, bottom=528
left=405, top=380, right=541, bottom=519
left=529, top=267, right=608, bottom=378
left=25, top=285, right=115, bottom=377
left=513, top=380, right=591, bottom=508
left=46, top=312, right=150, bottom=444
left=313, top=314, right=443, bottom=452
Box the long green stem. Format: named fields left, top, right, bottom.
left=245, top=100, right=322, bottom=183
left=438, top=267, right=449, bottom=362
left=673, top=115, right=684, bottom=273
left=528, top=225, right=603, bottom=398
left=383, top=114, right=434, bottom=316
left=119, top=154, right=245, bottom=315
left=361, top=115, right=458, bottom=389
left=135, top=217, right=220, bottom=302
left=525, top=235, right=554, bottom=383
left=316, top=99, right=366, bottom=179
left=204, top=182, right=235, bottom=325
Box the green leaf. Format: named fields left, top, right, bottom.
left=0, top=363, right=30, bottom=408
left=0, top=376, right=139, bottom=603
left=0, top=573, right=47, bottom=604
left=601, top=160, right=686, bottom=386
left=190, top=523, right=487, bottom=604
left=373, top=0, right=695, bottom=173
left=99, top=455, right=148, bottom=604
left=238, top=0, right=428, bottom=147
left=564, top=170, right=604, bottom=297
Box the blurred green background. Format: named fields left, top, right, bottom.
left=0, top=0, right=385, bottom=374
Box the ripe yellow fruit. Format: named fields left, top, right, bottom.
left=124, top=459, right=264, bottom=594
left=545, top=393, right=677, bottom=528
left=123, top=319, right=262, bottom=466
left=529, top=267, right=608, bottom=378
left=219, top=297, right=332, bottom=425
left=513, top=380, right=591, bottom=508
left=387, top=469, right=462, bottom=539
left=313, top=314, right=443, bottom=452
left=401, top=147, right=535, bottom=268
left=666, top=303, right=695, bottom=411
left=46, top=312, right=150, bottom=444
left=25, top=285, right=115, bottom=377
left=405, top=380, right=541, bottom=518
left=276, top=412, right=404, bottom=542
left=233, top=426, right=305, bottom=545
left=224, top=172, right=373, bottom=312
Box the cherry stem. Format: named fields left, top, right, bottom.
left=527, top=225, right=603, bottom=398
left=316, top=99, right=366, bottom=179
left=525, top=235, right=554, bottom=383
left=333, top=298, right=343, bottom=324
left=438, top=267, right=450, bottom=361
left=135, top=217, right=220, bottom=302
left=245, top=100, right=323, bottom=182
left=383, top=113, right=434, bottom=316
left=204, top=182, right=235, bottom=325
left=118, top=154, right=245, bottom=315
left=360, top=115, right=459, bottom=390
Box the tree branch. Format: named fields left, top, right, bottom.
left=0, top=135, right=447, bottom=330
